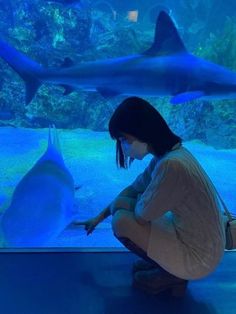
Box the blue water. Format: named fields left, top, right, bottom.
left=0, top=0, right=235, bottom=248
left=0, top=127, right=235, bottom=248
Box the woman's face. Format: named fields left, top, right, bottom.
left=119, top=133, right=154, bottom=153
left=118, top=132, right=152, bottom=160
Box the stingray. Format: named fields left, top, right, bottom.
left=0, top=126, right=76, bottom=247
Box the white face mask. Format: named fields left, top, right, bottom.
left=121, top=140, right=149, bottom=160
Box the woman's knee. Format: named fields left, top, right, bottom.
left=112, top=210, right=134, bottom=238
left=112, top=210, right=151, bottom=251
left=110, top=196, right=136, bottom=215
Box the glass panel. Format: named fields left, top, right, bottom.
left=0, top=0, right=235, bottom=249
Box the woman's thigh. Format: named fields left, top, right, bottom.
left=112, top=209, right=151, bottom=252
left=110, top=196, right=137, bottom=215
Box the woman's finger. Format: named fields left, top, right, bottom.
left=72, top=221, right=86, bottom=225
left=87, top=225, right=95, bottom=235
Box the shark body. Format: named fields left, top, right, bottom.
left=0, top=127, right=75, bottom=247
left=0, top=11, right=236, bottom=105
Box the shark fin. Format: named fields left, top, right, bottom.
left=97, top=87, right=120, bottom=98
left=144, top=11, right=187, bottom=56
left=171, top=91, right=205, bottom=104
left=25, top=79, right=41, bottom=105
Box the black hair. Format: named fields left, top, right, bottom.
left=108, top=97, right=182, bottom=168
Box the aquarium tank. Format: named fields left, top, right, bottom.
left=0, top=0, right=235, bottom=249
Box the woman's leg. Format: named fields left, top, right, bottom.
left=112, top=208, right=162, bottom=265
left=111, top=196, right=163, bottom=271
left=112, top=209, right=150, bottom=250
left=111, top=205, right=188, bottom=296
left=111, top=194, right=150, bottom=248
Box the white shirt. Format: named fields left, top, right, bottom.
left=131, top=144, right=226, bottom=279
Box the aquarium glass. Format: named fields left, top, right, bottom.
left=0, top=0, right=235, bottom=249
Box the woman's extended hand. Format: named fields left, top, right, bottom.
left=73, top=216, right=101, bottom=235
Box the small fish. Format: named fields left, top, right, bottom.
left=0, top=126, right=76, bottom=247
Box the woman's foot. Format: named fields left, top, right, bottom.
left=133, top=268, right=188, bottom=297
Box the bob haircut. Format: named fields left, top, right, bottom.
left=108, top=97, right=182, bottom=168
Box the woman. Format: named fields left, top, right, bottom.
left=76, top=97, right=226, bottom=296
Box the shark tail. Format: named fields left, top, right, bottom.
left=0, top=40, right=42, bottom=105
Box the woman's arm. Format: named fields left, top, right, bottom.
left=74, top=184, right=146, bottom=235
left=97, top=158, right=157, bottom=222
left=95, top=185, right=139, bottom=222
left=116, top=185, right=140, bottom=198
left=96, top=205, right=112, bottom=222
left=135, top=159, right=185, bottom=221
left=110, top=185, right=139, bottom=215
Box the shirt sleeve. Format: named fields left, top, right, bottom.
left=131, top=157, right=158, bottom=193
left=135, top=159, right=185, bottom=221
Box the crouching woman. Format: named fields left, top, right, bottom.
left=76, top=97, right=226, bottom=296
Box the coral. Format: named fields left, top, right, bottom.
left=8, top=26, right=36, bottom=45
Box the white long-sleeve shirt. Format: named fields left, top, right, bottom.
left=131, top=143, right=226, bottom=279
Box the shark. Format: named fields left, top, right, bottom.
left=0, top=126, right=76, bottom=247
left=1, top=11, right=236, bottom=105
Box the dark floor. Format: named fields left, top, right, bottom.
left=0, top=250, right=235, bottom=314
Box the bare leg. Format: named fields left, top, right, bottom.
left=111, top=208, right=188, bottom=296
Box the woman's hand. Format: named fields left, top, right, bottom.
left=73, top=216, right=101, bottom=235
